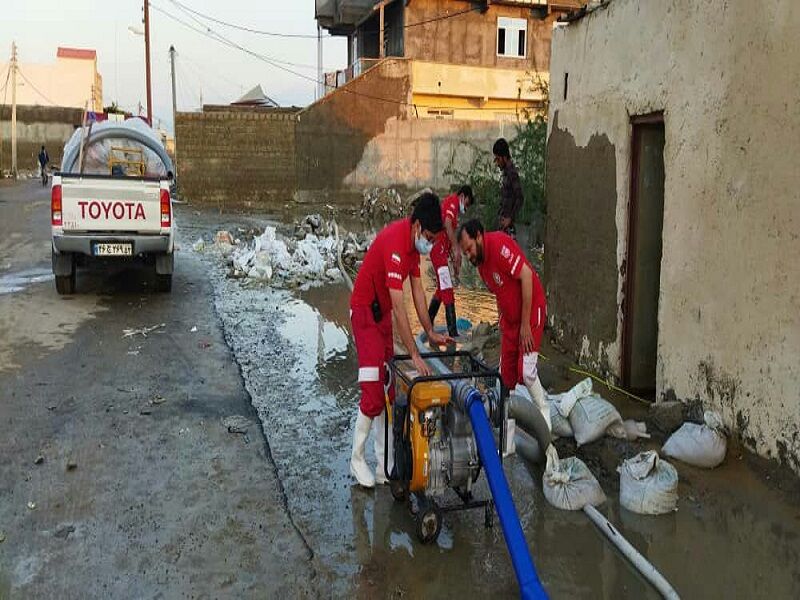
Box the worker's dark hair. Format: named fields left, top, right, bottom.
left=457, top=184, right=474, bottom=204
left=458, top=218, right=484, bottom=240
left=411, top=191, right=443, bottom=233
left=492, top=138, right=510, bottom=158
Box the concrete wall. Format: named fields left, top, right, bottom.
left=175, top=109, right=298, bottom=208
left=176, top=58, right=517, bottom=206
left=545, top=0, right=800, bottom=472
left=0, top=105, right=83, bottom=172
left=343, top=115, right=513, bottom=190
left=296, top=58, right=411, bottom=197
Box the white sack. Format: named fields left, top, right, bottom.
left=619, top=451, right=678, bottom=515
left=542, top=446, right=606, bottom=511
left=549, top=377, right=593, bottom=418
left=568, top=394, right=623, bottom=446
left=661, top=411, right=727, bottom=468
left=549, top=401, right=573, bottom=438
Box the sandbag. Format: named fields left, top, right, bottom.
left=549, top=401, right=574, bottom=438
left=662, top=411, right=727, bottom=468
left=619, top=451, right=678, bottom=515
left=542, top=446, right=606, bottom=511
left=567, top=394, right=623, bottom=446
left=549, top=377, right=593, bottom=417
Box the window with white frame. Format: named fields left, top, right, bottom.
left=497, top=17, right=527, bottom=58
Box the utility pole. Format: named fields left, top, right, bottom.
left=169, top=45, right=177, bottom=178
left=144, top=0, right=153, bottom=125
left=11, top=41, right=18, bottom=179
left=317, top=25, right=323, bottom=100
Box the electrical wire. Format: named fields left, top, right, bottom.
left=153, top=2, right=318, bottom=70
left=168, top=0, right=332, bottom=39
left=16, top=66, right=57, bottom=106
left=0, top=64, right=10, bottom=99
left=153, top=2, right=512, bottom=112
left=0, top=64, right=10, bottom=96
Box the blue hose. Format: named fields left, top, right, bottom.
left=465, top=388, right=548, bottom=600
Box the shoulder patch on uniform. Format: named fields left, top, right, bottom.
left=500, top=245, right=511, bottom=259
left=391, top=253, right=402, bottom=264
left=493, top=272, right=502, bottom=285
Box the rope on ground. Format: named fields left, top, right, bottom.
left=538, top=353, right=650, bottom=405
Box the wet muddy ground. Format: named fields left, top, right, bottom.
left=184, top=204, right=800, bottom=599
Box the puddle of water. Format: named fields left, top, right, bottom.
left=0, top=267, right=53, bottom=294
left=292, top=276, right=800, bottom=599
left=203, top=213, right=800, bottom=599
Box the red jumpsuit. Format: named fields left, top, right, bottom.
left=477, top=232, right=547, bottom=390
left=350, top=218, right=420, bottom=417
left=431, top=193, right=460, bottom=306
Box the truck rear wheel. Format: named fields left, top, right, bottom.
left=55, top=270, right=76, bottom=295
left=155, top=273, right=172, bottom=293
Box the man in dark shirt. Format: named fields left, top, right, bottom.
left=493, top=138, right=523, bottom=238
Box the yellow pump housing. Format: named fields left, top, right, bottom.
left=398, top=380, right=451, bottom=493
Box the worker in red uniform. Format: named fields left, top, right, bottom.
left=428, top=185, right=474, bottom=337
left=457, top=218, right=551, bottom=431
left=350, top=192, right=453, bottom=488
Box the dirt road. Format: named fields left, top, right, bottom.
left=0, top=181, right=316, bottom=598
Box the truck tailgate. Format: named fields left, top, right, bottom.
left=61, top=175, right=163, bottom=233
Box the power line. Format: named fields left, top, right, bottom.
left=153, top=1, right=521, bottom=113
left=153, top=2, right=317, bottom=71
left=168, top=0, right=332, bottom=39
left=0, top=64, right=10, bottom=97
left=16, top=66, right=58, bottom=106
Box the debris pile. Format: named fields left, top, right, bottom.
left=360, top=187, right=404, bottom=220
left=192, top=215, right=373, bottom=290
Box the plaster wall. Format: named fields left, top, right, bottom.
left=546, top=0, right=800, bottom=471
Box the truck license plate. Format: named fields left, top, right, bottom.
left=94, top=242, right=133, bottom=256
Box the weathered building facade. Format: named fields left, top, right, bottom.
left=318, top=0, right=581, bottom=119
left=545, top=0, right=800, bottom=473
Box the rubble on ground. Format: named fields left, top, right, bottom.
left=195, top=215, right=373, bottom=290
left=360, top=187, right=404, bottom=220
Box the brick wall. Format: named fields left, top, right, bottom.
left=175, top=109, right=298, bottom=208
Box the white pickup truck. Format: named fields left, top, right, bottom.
left=51, top=173, right=174, bottom=293
left=51, top=117, right=175, bottom=294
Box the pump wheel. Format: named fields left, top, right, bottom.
left=390, top=480, right=408, bottom=503
left=484, top=502, right=495, bottom=529
left=415, top=504, right=442, bottom=544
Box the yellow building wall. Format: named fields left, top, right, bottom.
left=0, top=55, right=103, bottom=112
left=411, top=60, right=547, bottom=121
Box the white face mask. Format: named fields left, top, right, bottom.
left=459, top=198, right=466, bottom=214
left=415, top=232, right=433, bottom=255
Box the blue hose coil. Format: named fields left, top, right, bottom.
left=465, top=389, right=548, bottom=600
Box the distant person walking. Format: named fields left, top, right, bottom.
left=38, top=146, right=50, bottom=186
left=493, top=138, right=523, bottom=238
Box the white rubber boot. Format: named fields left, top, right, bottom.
left=525, top=374, right=552, bottom=433
left=350, top=410, right=375, bottom=488
left=373, top=410, right=394, bottom=485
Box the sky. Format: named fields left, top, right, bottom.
left=2, top=0, right=348, bottom=132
